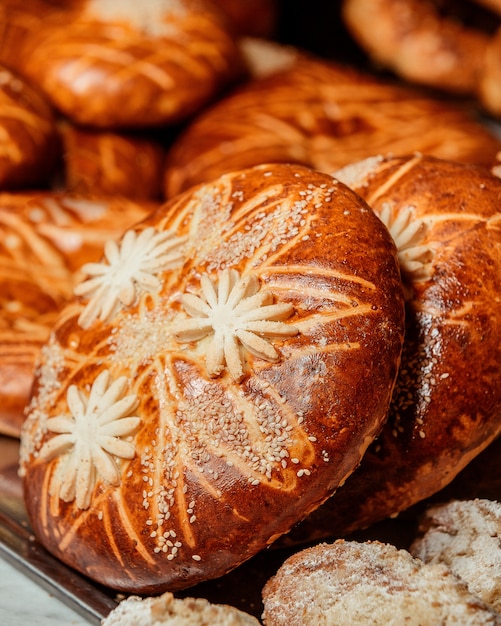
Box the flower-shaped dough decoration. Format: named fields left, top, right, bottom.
left=378, top=202, right=435, bottom=280
left=74, top=226, right=187, bottom=329
left=172, top=268, right=299, bottom=382
left=39, top=370, right=141, bottom=509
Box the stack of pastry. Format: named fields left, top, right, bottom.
left=0, top=2, right=498, bottom=624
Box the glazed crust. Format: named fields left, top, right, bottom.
left=0, top=192, right=152, bottom=438
left=341, top=0, right=490, bottom=95
left=20, top=0, right=244, bottom=128
left=285, top=154, right=501, bottom=542
left=163, top=55, right=501, bottom=199
left=60, top=123, right=165, bottom=201
left=19, top=163, right=405, bottom=594
left=0, top=64, right=59, bottom=189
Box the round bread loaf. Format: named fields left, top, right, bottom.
left=261, top=540, right=501, bottom=625
left=102, top=591, right=260, bottom=626
left=0, top=192, right=152, bottom=438
left=20, top=0, right=244, bottom=128
left=163, top=54, right=501, bottom=199
left=0, top=64, right=59, bottom=188
left=284, top=154, right=501, bottom=542
left=60, top=122, right=165, bottom=201
left=19, top=163, right=405, bottom=593
left=410, top=498, right=501, bottom=613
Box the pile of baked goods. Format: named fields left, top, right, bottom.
left=0, top=0, right=499, bottom=624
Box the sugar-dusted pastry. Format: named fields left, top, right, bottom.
left=163, top=54, right=501, bottom=199
left=262, top=540, right=501, bottom=625
left=20, top=0, right=244, bottom=128
left=411, top=499, right=501, bottom=613
left=284, top=154, right=501, bottom=543
left=19, top=163, right=405, bottom=594
left=0, top=191, right=153, bottom=438
left=102, top=591, right=260, bottom=626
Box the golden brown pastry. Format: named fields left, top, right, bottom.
left=262, top=540, right=501, bottom=625
left=19, top=163, right=405, bottom=594
left=478, top=26, right=501, bottom=117
left=0, top=64, right=59, bottom=189
left=0, top=191, right=152, bottom=438
left=60, top=122, right=165, bottom=201
left=341, top=0, right=490, bottom=95
left=0, top=0, right=53, bottom=75
left=285, top=154, right=501, bottom=542
left=20, top=0, right=244, bottom=128
left=163, top=54, right=501, bottom=199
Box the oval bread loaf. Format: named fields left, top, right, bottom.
left=163, top=54, right=501, bottom=199
left=285, top=154, right=501, bottom=542
left=19, top=163, right=405, bottom=594
left=20, top=0, right=244, bottom=128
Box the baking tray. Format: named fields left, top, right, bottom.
left=0, top=433, right=499, bottom=624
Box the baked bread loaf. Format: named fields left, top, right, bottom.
left=341, top=0, right=501, bottom=121
left=19, top=163, right=405, bottom=593
left=261, top=540, right=501, bottom=625
left=60, top=122, right=165, bottom=201
left=20, top=0, right=244, bottom=128
left=410, top=498, right=501, bottom=612
left=341, top=0, right=491, bottom=95
left=163, top=54, right=501, bottom=199
left=0, top=191, right=152, bottom=438
left=0, top=63, right=59, bottom=189
left=101, top=591, right=260, bottom=626
left=284, top=154, right=501, bottom=542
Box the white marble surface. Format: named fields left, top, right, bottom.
left=0, top=556, right=94, bottom=625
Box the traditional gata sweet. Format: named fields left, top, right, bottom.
left=19, top=163, right=405, bottom=594
left=283, top=154, right=501, bottom=544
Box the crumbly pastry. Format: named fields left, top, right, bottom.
left=162, top=54, right=501, bottom=199
left=0, top=192, right=152, bottom=438
left=19, top=0, right=244, bottom=128
left=101, top=591, right=260, bottom=625
left=283, top=154, right=501, bottom=542
left=19, top=163, right=405, bottom=593
left=261, top=540, right=501, bottom=626
left=60, top=122, right=165, bottom=201
left=410, top=499, right=501, bottom=612
left=0, top=64, right=59, bottom=189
